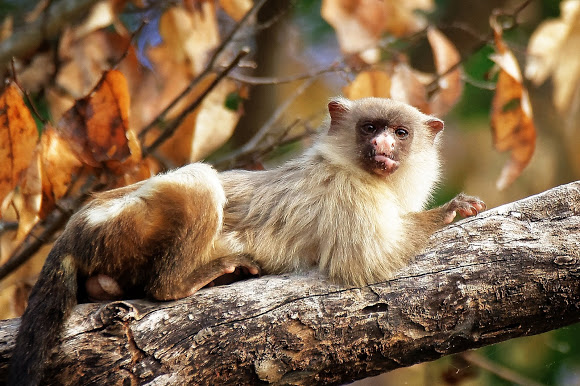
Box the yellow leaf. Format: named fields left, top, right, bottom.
left=191, top=79, right=243, bottom=161
left=159, top=4, right=220, bottom=75
left=525, top=0, right=580, bottom=113
left=58, top=69, right=132, bottom=167
left=0, top=84, right=39, bottom=215
left=427, top=27, right=463, bottom=116
left=490, top=17, right=536, bottom=190
left=390, top=63, right=430, bottom=113
left=321, top=0, right=433, bottom=63
left=15, top=150, right=42, bottom=242
left=343, top=70, right=391, bottom=99
left=220, top=0, right=253, bottom=21
left=39, top=125, right=82, bottom=218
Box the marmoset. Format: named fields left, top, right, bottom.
left=9, top=97, right=484, bottom=385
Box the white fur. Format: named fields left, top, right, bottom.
left=85, top=193, right=141, bottom=226
left=85, top=163, right=225, bottom=227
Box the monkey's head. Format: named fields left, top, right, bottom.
left=322, top=97, right=444, bottom=179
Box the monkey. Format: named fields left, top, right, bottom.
left=9, top=97, right=484, bottom=385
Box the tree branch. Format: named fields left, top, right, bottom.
left=0, top=181, right=579, bottom=385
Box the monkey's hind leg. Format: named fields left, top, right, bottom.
left=85, top=255, right=260, bottom=301
left=149, top=254, right=261, bottom=301
left=127, top=164, right=259, bottom=301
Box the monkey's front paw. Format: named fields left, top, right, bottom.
left=443, top=193, right=486, bottom=224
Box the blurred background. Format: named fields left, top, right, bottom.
left=0, top=0, right=579, bottom=384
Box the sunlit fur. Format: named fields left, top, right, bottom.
left=218, top=97, right=445, bottom=286
left=10, top=97, right=474, bottom=386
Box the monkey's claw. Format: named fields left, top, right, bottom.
left=443, top=193, right=486, bottom=224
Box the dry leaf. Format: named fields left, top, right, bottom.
left=72, top=1, right=116, bottom=39
left=39, top=125, right=83, bottom=218
left=390, top=63, right=430, bottom=112
left=0, top=242, right=51, bottom=319
left=191, top=79, right=244, bottom=161
left=343, top=70, right=391, bottom=100
left=0, top=84, right=39, bottom=214
left=151, top=74, right=243, bottom=164
left=427, top=27, right=463, bottom=116
left=344, top=29, right=462, bottom=115
left=16, top=53, right=55, bottom=94
left=0, top=14, right=13, bottom=41
left=14, top=150, right=42, bottom=242
left=321, top=0, right=433, bottom=63
left=220, top=0, right=253, bottom=21
left=343, top=65, right=429, bottom=113
left=58, top=69, right=132, bottom=167
left=525, top=0, right=580, bottom=113
left=159, top=4, right=220, bottom=75
left=490, top=17, right=536, bottom=190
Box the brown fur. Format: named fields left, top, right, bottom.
left=9, top=97, right=484, bottom=385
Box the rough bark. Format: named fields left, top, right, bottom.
left=0, top=181, right=579, bottom=385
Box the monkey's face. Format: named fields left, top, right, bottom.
left=356, top=119, right=413, bottom=177
left=325, top=97, right=444, bottom=179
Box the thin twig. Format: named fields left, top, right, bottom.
left=228, top=63, right=346, bottom=85
left=10, top=58, right=48, bottom=125
left=143, top=48, right=250, bottom=157
left=461, top=351, right=545, bottom=386
left=261, top=121, right=316, bottom=157
left=254, top=0, right=295, bottom=31
left=511, top=0, right=534, bottom=20
left=111, top=19, right=148, bottom=70
left=425, top=0, right=533, bottom=95
left=138, top=0, right=270, bottom=141
left=0, top=178, right=104, bottom=281
left=213, top=75, right=318, bottom=170
left=462, top=73, right=496, bottom=90
left=0, top=221, right=19, bottom=235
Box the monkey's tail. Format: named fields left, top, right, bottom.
left=8, top=242, right=78, bottom=386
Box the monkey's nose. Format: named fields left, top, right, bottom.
left=372, top=133, right=396, bottom=152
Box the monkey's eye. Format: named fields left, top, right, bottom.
left=395, top=127, right=409, bottom=139
left=361, top=123, right=377, bottom=134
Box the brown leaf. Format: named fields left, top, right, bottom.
left=490, top=17, right=536, bottom=190
left=220, top=0, right=253, bottom=21
left=191, top=79, right=244, bottom=161
left=39, top=125, right=83, bottom=218
left=427, top=27, right=463, bottom=116
left=343, top=70, right=392, bottom=100
left=56, top=30, right=120, bottom=101
left=0, top=242, right=51, bottom=319
left=390, top=63, right=430, bottom=112
left=15, top=150, right=42, bottom=242
left=159, top=5, right=220, bottom=75
left=322, top=0, right=433, bottom=63
left=0, top=84, right=39, bottom=214
left=344, top=66, right=431, bottom=113
left=525, top=0, right=580, bottom=113
left=58, top=69, right=132, bottom=167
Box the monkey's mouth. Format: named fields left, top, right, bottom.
left=372, top=153, right=399, bottom=176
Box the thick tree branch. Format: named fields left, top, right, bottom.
left=0, top=181, right=579, bottom=385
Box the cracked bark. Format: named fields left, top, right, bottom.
left=0, top=181, right=579, bottom=385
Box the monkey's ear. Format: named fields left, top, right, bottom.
left=328, top=99, right=350, bottom=133
left=426, top=118, right=444, bottom=134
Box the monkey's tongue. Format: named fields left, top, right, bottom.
left=373, top=155, right=399, bottom=175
